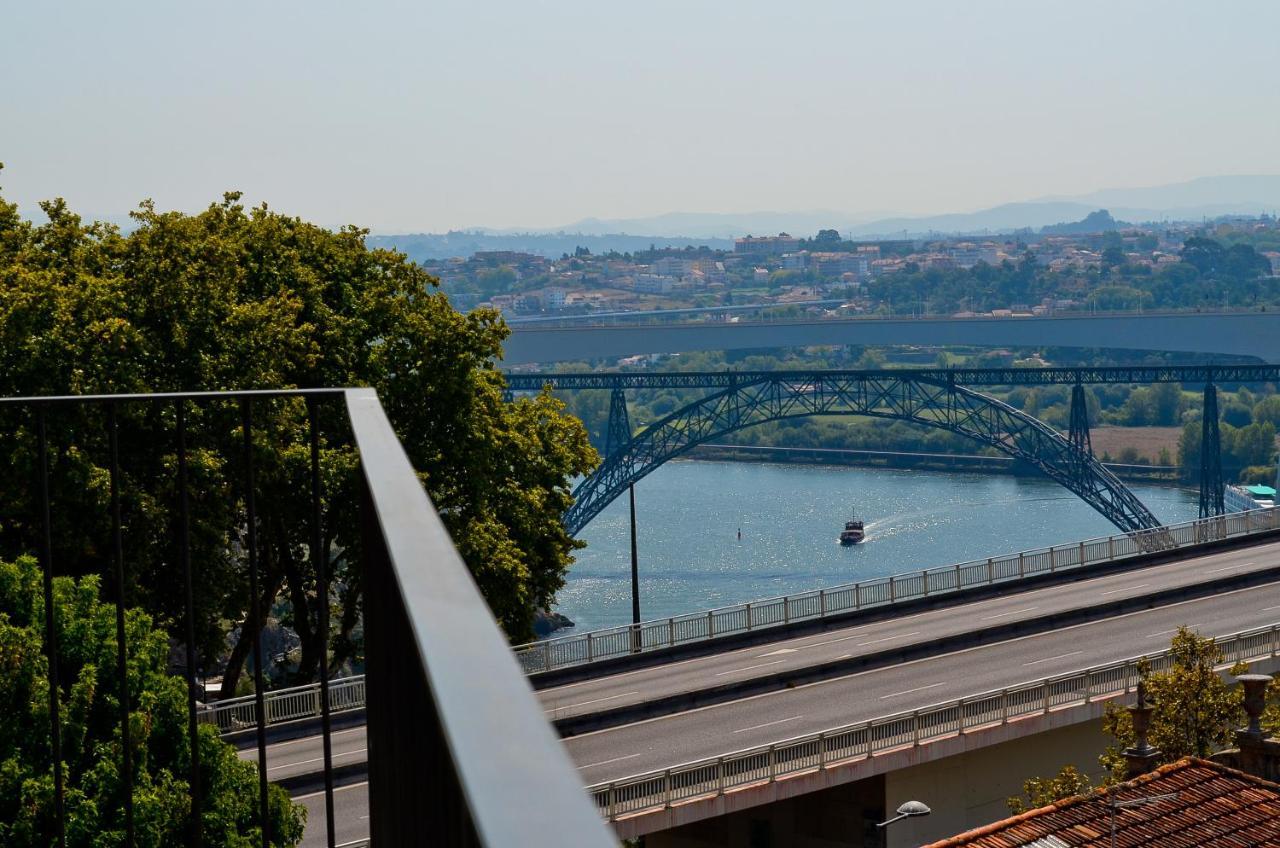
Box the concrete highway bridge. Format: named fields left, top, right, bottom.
left=229, top=509, right=1280, bottom=847
left=503, top=310, right=1280, bottom=365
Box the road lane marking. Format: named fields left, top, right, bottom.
left=758, top=648, right=798, bottom=657
left=881, top=682, right=946, bottom=699
left=857, top=631, right=920, bottom=646
left=577, top=753, right=642, bottom=770
left=262, top=726, right=365, bottom=751
left=1023, top=651, right=1083, bottom=666
left=544, top=691, right=639, bottom=712
left=1146, top=624, right=1201, bottom=638
left=1207, top=561, right=1255, bottom=574
left=1101, top=584, right=1147, bottom=596
left=269, top=748, right=366, bottom=773
left=293, top=780, right=368, bottom=800
left=733, top=715, right=804, bottom=734
left=1263, top=606, right=1280, bottom=613
left=715, top=660, right=786, bottom=676
left=981, top=606, right=1038, bottom=620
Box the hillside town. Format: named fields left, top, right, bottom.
left=426, top=212, right=1280, bottom=321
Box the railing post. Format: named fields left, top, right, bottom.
left=768, top=744, right=777, bottom=781
left=543, top=640, right=552, bottom=672
left=1043, top=682, right=1051, bottom=714
left=707, top=610, right=714, bottom=638
left=587, top=632, right=594, bottom=662
left=1018, top=552, right=1025, bottom=578
left=890, top=576, right=896, bottom=603
left=923, top=570, right=930, bottom=596
left=746, top=602, right=753, bottom=631
left=1049, top=547, right=1056, bottom=572
left=668, top=617, right=675, bottom=647
left=855, top=583, right=861, bottom=609
left=1001, top=689, right=1009, bottom=724
left=913, top=711, right=920, bottom=745
left=819, top=589, right=826, bottom=616
left=717, top=757, right=726, bottom=792
left=957, top=698, right=965, bottom=735
left=987, top=557, right=993, bottom=582
left=783, top=596, right=790, bottom=625
left=1079, top=542, right=1085, bottom=567
left=1108, top=536, right=1115, bottom=560
left=664, top=770, right=672, bottom=807
left=819, top=731, right=827, bottom=767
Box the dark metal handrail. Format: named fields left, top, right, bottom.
left=16, top=387, right=612, bottom=848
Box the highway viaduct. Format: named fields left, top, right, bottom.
left=254, top=513, right=1280, bottom=848
left=503, top=310, right=1280, bottom=364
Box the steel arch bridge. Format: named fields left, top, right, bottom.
left=562, top=372, right=1164, bottom=538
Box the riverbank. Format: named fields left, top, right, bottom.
left=688, top=443, right=1182, bottom=483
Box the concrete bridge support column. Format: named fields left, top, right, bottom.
left=1200, top=381, right=1225, bottom=519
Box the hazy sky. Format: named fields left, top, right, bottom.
left=4, top=1, right=1279, bottom=232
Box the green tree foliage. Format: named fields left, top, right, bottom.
left=1006, top=765, right=1094, bottom=814
left=0, top=177, right=597, bottom=702
left=1099, top=627, right=1244, bottom=779
left=0, top=555, right=304, bottom=846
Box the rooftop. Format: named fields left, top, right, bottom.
left=922, top=757, right=1280, bottom=848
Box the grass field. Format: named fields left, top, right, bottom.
left=1089, top=426, right=1183, bottom=464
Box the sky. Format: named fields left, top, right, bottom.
left=3, top=1, right=1280, bottom=233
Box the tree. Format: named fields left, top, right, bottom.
left=1099, top=627, right=1244, bottom=779
left=0, top=555, right=305, bottom=846
left=0, top=178, right=598, bottom=705
left=1007, top=765, right=1094, bottom=814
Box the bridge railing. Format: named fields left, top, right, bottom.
left=588, top=620, right=1280, bottom=821
left=202, top=507, right=1280, bottom=739
left=514, top=507, right=1280, bottom=674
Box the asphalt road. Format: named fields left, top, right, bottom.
left=296, top=780, right=367, bottom=847
left=261, top=539, right=1280, bottom=845
left=539, top=541, right=1280, bottom=722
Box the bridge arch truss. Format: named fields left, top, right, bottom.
left=563, top=373, right=1163, bottom=538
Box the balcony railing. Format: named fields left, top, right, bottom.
left=588, top=620, right=1280, bottom=820
left=13, top=388, right=614, bottom=848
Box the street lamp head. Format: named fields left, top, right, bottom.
left=896, top=800, right=932, bottom=818
left=878, top=799, right=932, bottom=827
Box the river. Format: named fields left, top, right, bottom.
left=555, top=460, right=1199, bottom=632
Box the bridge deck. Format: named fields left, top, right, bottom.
left=269, top=538, right=1280, bottom=846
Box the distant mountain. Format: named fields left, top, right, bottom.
left=1036, top=175, right=1280, bottom=211
left=369, top=175, right=1280, bottom=259
left=366, top=231, right=735, bottom=262
left=542, top=210, right=882, bottom=240
left=1039, top=209, right=1124, bottom=235
left=847, top=175, right=1280, bottom=238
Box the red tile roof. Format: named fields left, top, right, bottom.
left=922, top=758, right=1280, bottom=848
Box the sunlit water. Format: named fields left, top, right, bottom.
left=555, top=460, right=1199, bottom=632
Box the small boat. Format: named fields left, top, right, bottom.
left=839, top=518, right=865, bottom=546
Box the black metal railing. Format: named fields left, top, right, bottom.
left=9, top=387, right=613, bottom=848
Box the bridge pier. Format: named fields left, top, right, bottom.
left=1067, top=383, right=1093, bottom=485
left=605, top=387, right=631, bottom=457
left=1200, top=381, right=1225, bottom=519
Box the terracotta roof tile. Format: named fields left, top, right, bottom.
left=921, top=758, right=1280, bottom=848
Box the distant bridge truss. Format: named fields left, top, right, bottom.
left=556, top=372, right=1164, bottom=538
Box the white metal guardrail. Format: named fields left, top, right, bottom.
left=586, top=620, right=1280, bottom=821
left=202, top=507, right=1280, bottom=735
left=514, top=507, right=1280, bottom=674
left=199, top=675, right=366, bottom=734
